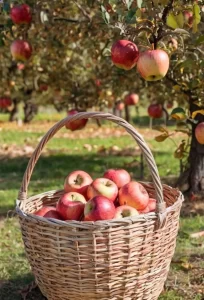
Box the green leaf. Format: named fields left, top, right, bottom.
left=137, top=0, right=143, bottom=9
left=195, top=35, right=204, bottom=45
left=125, top=8, right=137, bottom=23
left=193, top=4, right=201, bottom=25
left=170, top=107, right=187, bottom=121
left=173, top=28, right=190, bottom=35
left=167, top=13, right=178, bottom=29
left=155, top=133, right=169, bottom=142
left=192, top=110, right=204, bottom=119
left=124, top=0, right=134, bottom=10
left=101, top=5, right=110, bottom=24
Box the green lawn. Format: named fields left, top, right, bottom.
left=0, top=112, right=203, bottom=299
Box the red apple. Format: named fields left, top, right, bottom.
left=34, top=206, right=62, bottom=220
left=10, top=40, right=32, bottom=61
left=114, top=205, right=139, bottom=219
left=195, top=122, right=204, bottom=145
left=111, top=40, right=139, bottom=70
left=39, top=84, right=48, bottom=91
left=183, top=10, right=193, bottom=27
left=148, top=104, right=163, bottom=119
left=87, top=178, right=118, bottom=202
left=17, top=63, right=25, bottom=70
left=125, top=93, right=139, bottom=106
left=103, top=169, right=131, bottom=189
left=56, top=192, right=86, bottom=221
left=148, top=198, right=156, bottom=212
left=10, top=4, right=32, bottom=25
left=137, top=50, right=169, bottom=81
left=64, top=170, right=93, bottom=197
left=84, top=196, right=116, bottom=221
left=166, top=101, right=173, bottom=109
left=116, top=102, right=125, bottom=111
left=65, top=109, right=88, bottom=131
left=119, top=181, right=149, bottom=210
left=0, top=97, right=12, bottom=109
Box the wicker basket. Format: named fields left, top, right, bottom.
left=16, top=112, right=184, bottom=300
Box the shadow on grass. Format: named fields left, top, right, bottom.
left=0, top=274, right=46, bottom=300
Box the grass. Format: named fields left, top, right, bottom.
left=0, top=110, right=204, bottom=299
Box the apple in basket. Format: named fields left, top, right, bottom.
left=103, top=168, right=131, bottom=188
left=114, top=205, right=139, bottom=219
left=64, top=170, right=93, bottom=198
left=119, top=181, right=149, bottom=210
left=84, top=196, right=116, bottom=221
left=34, top=206, right=62, bottom=220
left=87, top=178, right=118, bottom=202
left=56, top=192, right=86, bottom=221
left=139, top=198, right=156, bottom=214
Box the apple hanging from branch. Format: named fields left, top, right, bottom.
left=10, top=4, right=32, bottom=25
left=111, top=40, right=139, bottom=70
left=137, top=50, right=169, bottom=81
left=10, top=40, right=32, bottom=61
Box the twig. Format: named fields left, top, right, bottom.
left=73, top=0, right=91, bottom=21
left=156, top=0, right=174, bottom=46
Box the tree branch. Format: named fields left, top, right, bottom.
left=156, top=0, right=174, bottom=46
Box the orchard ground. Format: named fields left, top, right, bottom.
left=0, top=108, right=204, bottom=300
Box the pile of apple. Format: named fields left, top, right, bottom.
left=34, top=169, right=156, bottom=221
left=111, top=40, right=170, bottom=82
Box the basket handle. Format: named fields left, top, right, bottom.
left=18, top=112, right=166, bottom=217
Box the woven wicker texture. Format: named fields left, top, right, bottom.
left=16, top=112, right=184, bottom=300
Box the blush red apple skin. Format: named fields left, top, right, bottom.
left=84, top=196, right=116, bottom=221
left=114, top=205, right=139, bottom=219
left=111, top=40, right=139, bottom=70
left=139, top=198, right=156, bottom=214
left=10, top=40, right=32, bottom=61
left=56, top=192, right=86, bottom=221
left=137, top=50, right=169, bottom=81
left=64, top=170, right=93, bottom=198
left=195, top=122, right=204, bottom=145
left=65, top=110, right=88, bottom=131
left=116, top=102, right=125, bottom=111
left=148, top=104, right=163, bottom=119
left=87, top=178, right=118, bottom=202
left=125, top=93, right=139, bottom=106
left=183, top=10, right=193, bottom=27
left=103, top=169, right=131, bottom=189
left=34, top=206, right=62, bottom=220
left=119, top=181, right=149, bottom=210
left=10, top=4, right=32, bottom=25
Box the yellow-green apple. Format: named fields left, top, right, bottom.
left=0, top=97, right=12, bottom=108
left=137, top=49, right=169, bottom=81
left=87, top=178, right=118, bottom=202
left=34, top=206, right=62, bottom=220
left=56, top=192, right=86, bottom=221
left=183, top=10, right=193, bottom=27
left=103, top=169, right=131, bottom=189
left=148, top=104, right=163, bottom=119
left=116, top=102, right=125, bottom=111
left=111, top=40, right=139, bottom=70
left=64, top=170, right=93, bottom=198
left=65, top=109, right=88, bottom=131
left=114, top=205, right=139, bottom=219
left=10, top=4, right=32, bottom=25
left=10, top=40, right=32, bottom=61
left=195, top=122, right=204, bottom=144
left=84, top=196, right=116, bottom=221
left=139, top=198, right=156, bottom=214
left=119, top=181, right=149, bottom=210
left=125, top=93, right=139, bottom=106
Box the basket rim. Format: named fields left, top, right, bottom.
left=16, top=183, right=184, bottom=229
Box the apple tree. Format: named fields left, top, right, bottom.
left=102, top=0, right=204, bottom=197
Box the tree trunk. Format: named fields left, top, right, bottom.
left=124, top=104, right=130, bottom=122
left=188, top=99, right=204, bottom=195
left=23, top=102, right=38, bottom=123
left=9, top=99, right=19, bottom=122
